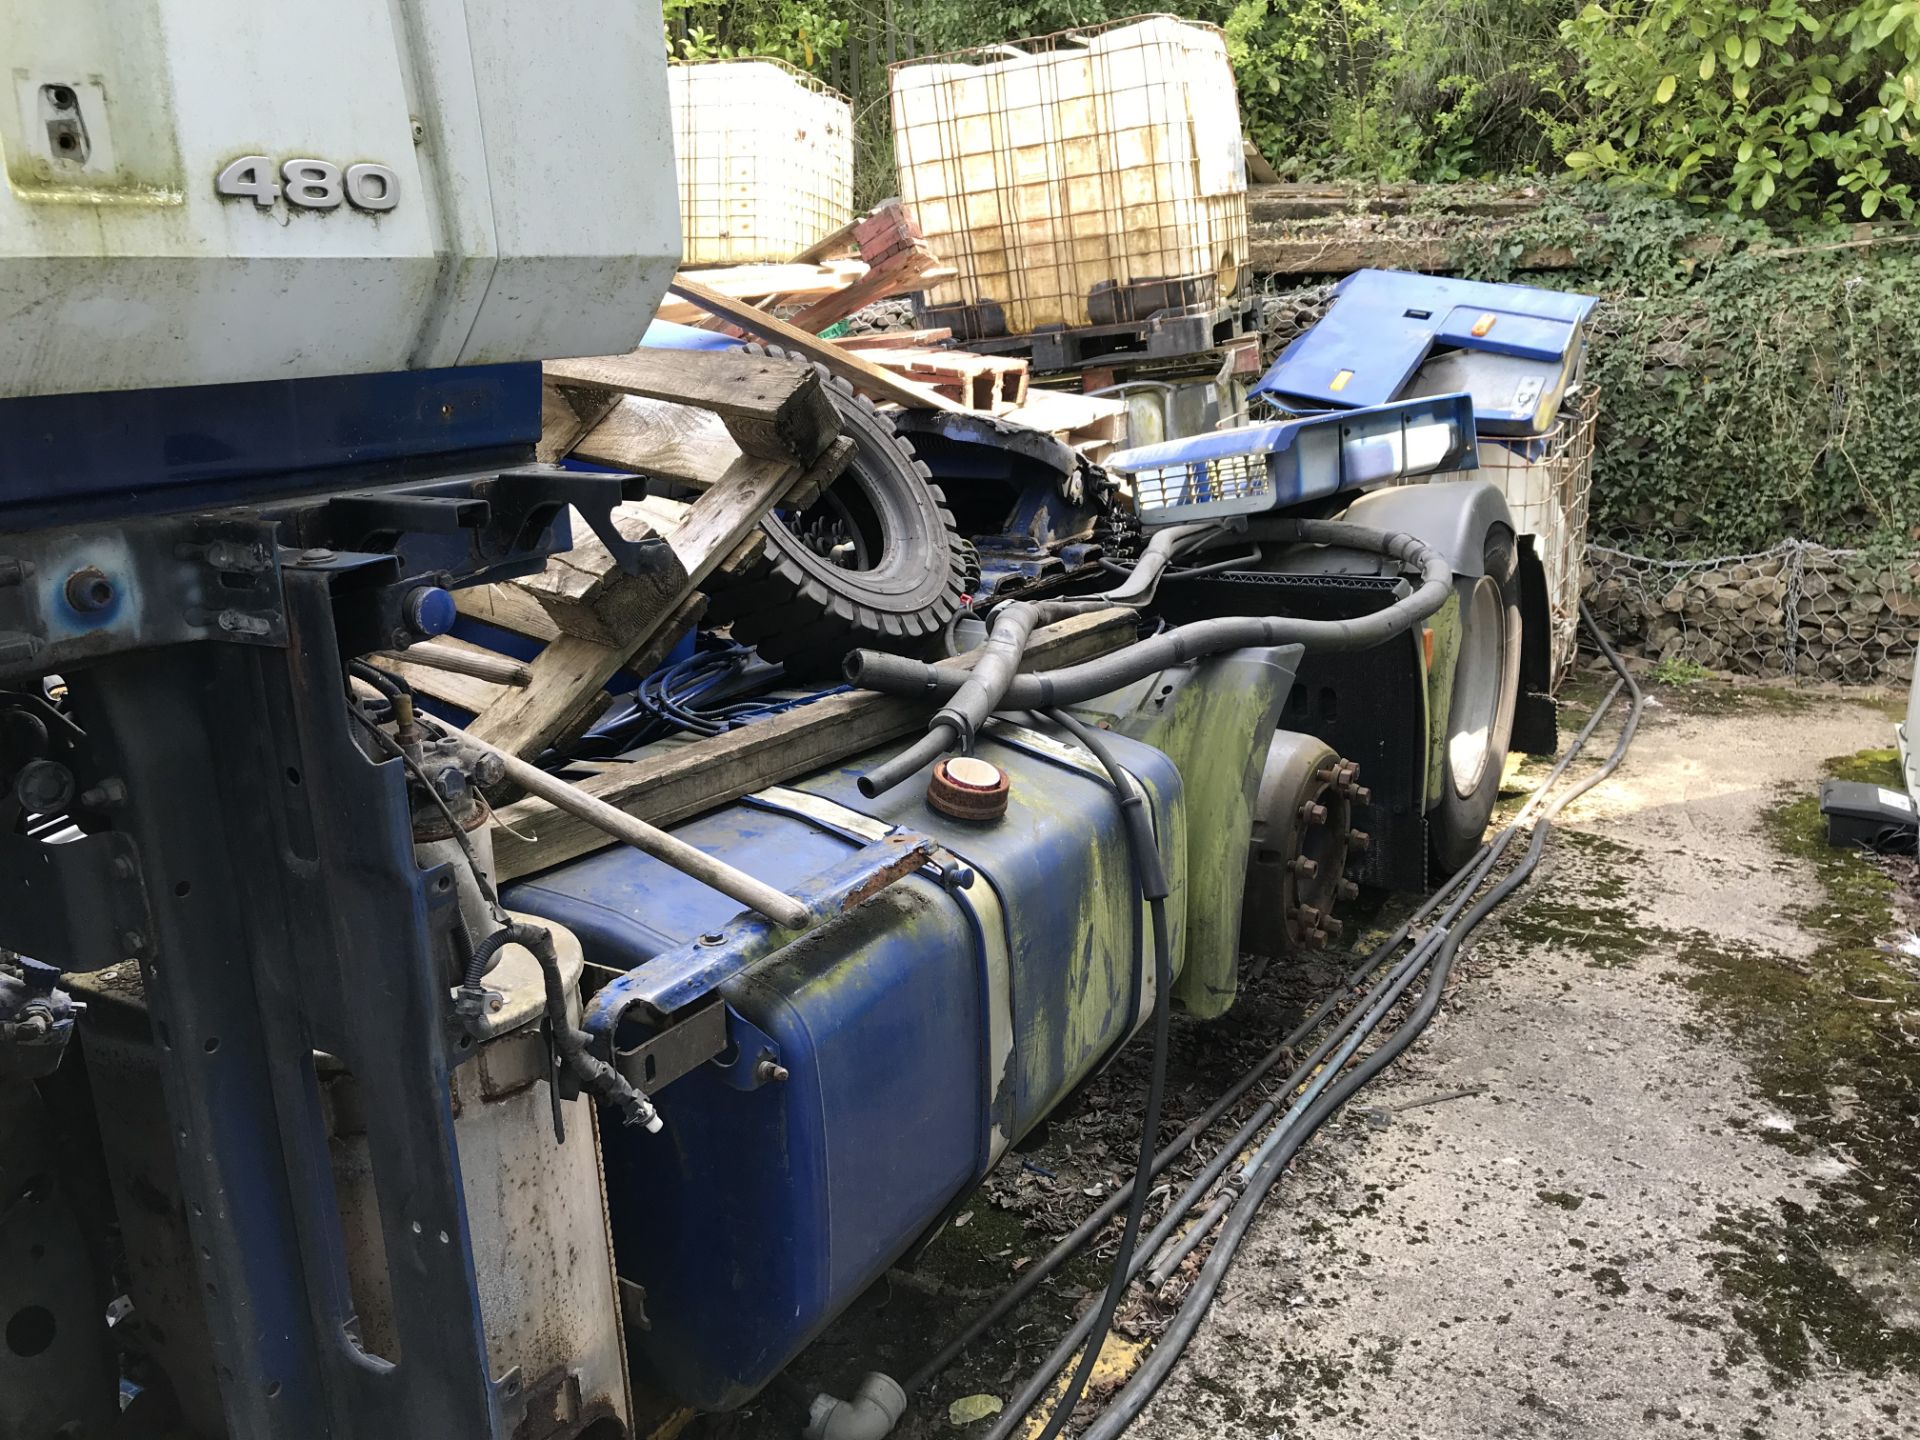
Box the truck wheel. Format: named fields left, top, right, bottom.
left=710, top=347, right=966, bottom=676
left=1428, top=526, right=1522, bottom=874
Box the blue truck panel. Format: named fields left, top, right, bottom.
left=1253, top=270, right=1597, bottom=435
left=506, top=727, right=1189, bottom=1411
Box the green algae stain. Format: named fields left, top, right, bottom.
left=1688, top=747, right=1920, bottom=1383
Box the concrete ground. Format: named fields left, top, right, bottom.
left=694, top=678, right=1920, bottom=1440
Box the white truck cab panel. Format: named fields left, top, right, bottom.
left=0, top=0, right=680, bottom=396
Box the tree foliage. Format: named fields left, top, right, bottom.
left=1554, top=0, right=1920, bottom=219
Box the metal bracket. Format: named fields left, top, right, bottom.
left=584, top=832, right=937, bottom=1042
left=0, top=515, right=286, bottom=683
left=478, top=468, right=674, bottom=579
left=611, top=997, right=727, bottom=1095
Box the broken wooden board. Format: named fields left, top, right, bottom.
left=785, top=244, right=942, bottom=334
left=1002, top=387, right=1130, bottom=458
left=489, top=607, right=1138, bottom=880
left=841, top=347, right=1029, bottom=414
left=668, top=275, right=969, bottom=414
left=539, top=382, right=623, bottom=464
left=543, top=349, right=839, bottom=465
left=466, top=439, right=851, bottom=760
left=514, top=500, right=720, bottom=642
left=828, top=328, right=953, bottom=350
left=564, top=395, right=745, bottom=490
left=651, top=259, right=871, bottom=325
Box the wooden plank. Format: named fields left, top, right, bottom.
left=466, top=440, right=850, bottom=760
left=538, top=381, right=623, bottom=464
left=570, top=397, right=744, bottom=488
left=1245, top=181, right=1541, bottom=221
left=514, top=501, right=692, bottom=642
left=828, top=327, right=953, bottom=350
left=455, top=584, right=566, bottom=645
left=490, top=608, right=1139, bottom=879
left=543, top=350, right=839, bottom=465
left=785, top=244, right=940, bottom=333
left=790, top=214, right=863, bottom=265
left=1004, top=387, right=1129, bottom=452
left=844, top=348, right=1028, bottom=413
left=1242, top=140, right=1283, bottom=185
left=669, top=275, right=970, bottom=414
left=371, top=636, right=512, bottom=716
left=651, top=260, right=871, bottom=324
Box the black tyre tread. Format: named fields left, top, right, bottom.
left=708, top=346, right=967, bottom=671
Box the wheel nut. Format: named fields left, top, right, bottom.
left=1347, top=829, right=1370, bottom=852
left=1322, top=917, right=1344, bottom=938
left=1290, top=855, right=1318, bottom=878
left=1299, top=801, right=1327, bottom=826
left=1307, top=927, right=1330, bottom=946
left=1336, top=878, right=1360, bottom=900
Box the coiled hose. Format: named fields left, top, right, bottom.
left=462, top=922, right=661, bottom=1135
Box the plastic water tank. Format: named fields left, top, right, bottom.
left=890, top=16, right=1249, bottom=339
left=670, top=58, right=854, bottom=265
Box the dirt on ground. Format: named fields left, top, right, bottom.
left=690, top=675, right=1920, bottom=1440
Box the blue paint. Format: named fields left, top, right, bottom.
left=505, top=726, right=1189, bottom=1411
left=403, top=586, right=457, bottom=638
left=1108, top=393, right=1478, bottom=526
left=1254, top=270, right=1597, bottom=435
left=0, top=365, right=542, bottom=524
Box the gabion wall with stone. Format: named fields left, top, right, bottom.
left=1584, top=542, right=1920, bottom=684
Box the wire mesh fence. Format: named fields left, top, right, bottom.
left=1584, top=540, right=1920, bottom=685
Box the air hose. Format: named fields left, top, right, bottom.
left=462, top=922, right=662, bottom=1135
left=852, top=520, right=1450, bottom=797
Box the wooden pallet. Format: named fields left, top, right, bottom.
left=839, top=346, right=1029, bottom=415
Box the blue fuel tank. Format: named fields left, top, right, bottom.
left=504, top=650, right=1297, bottom=1411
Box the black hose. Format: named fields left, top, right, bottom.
left=848, top=521, right=1450, bottom=717
left=903, top=915, right=1418, bottom=1396
left=976, top=933, right=1445, bottom=1440
left=349, top=658, right=411, bottom=703
left=1012, top=709, right=1173, bottom=1440
left=853, top=520, right=1451, bottom=798
left=1066, top=605, right=1645, bottom=1440
left=463, top=922, right=661, bottom=1134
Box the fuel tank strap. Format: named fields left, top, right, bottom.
left=985, top=719, right=1162, bottom=1031
left=749, top=785, right=1018, bottom=1166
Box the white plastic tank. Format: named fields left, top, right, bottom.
left=0, top=0, right=682, bottom=397
left=890, top=15, right=1249, bottom=339
left=670, top=58, right=853, bottom=265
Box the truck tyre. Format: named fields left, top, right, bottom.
left=710, top=346, right=966, bottom=675
left=1429, top=525, right=1522, bottom=874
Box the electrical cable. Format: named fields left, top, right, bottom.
left=1015, top=708, right=1174, bottom=1440
left=462, top=921, right=662, bottom=1136
left=969, top=607, right=1643, bottom=1439
left=347, top=701, right=506, bottom=923
left=1063, top=604, right=1645, bottom=1440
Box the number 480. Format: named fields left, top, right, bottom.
left=216, top=156, right=399, bottom=212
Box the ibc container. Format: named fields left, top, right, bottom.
left=670, top=59, right=853, bottom=265
left=890, top=15, right=1249, bottom=341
